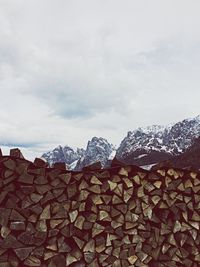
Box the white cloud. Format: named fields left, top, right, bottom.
left=0, top=0, right=200, bottom=159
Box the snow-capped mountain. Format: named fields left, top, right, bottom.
left=41, top=145, right=85, bottom=169
left=116, top=115, right=200, bottom=166
left=41, top=115, right=200, bottom=170
left=42, top=137, right=116, bottom=170
left=74, top=137, right=116, bottom=171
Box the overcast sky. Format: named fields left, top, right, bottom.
left=0, top=0, right=200, bottom=159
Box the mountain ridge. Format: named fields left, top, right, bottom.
left=116, top=114, right=200, bottom=166
left=152, top=136, right=200, bottom=171
left=41, top=115, right=200, bottom=170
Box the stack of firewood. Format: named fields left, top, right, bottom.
left=0, top=148, right=199, bottom=266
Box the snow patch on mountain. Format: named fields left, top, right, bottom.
left=68, top=159, right=79, bottom=170
left=134, top=154, right=148, bottom=159
left=141, top=163, right=157, bottom=170
left=108, top=149, right=116, bottom=160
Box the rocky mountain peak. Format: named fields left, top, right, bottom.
left=41, top=145, right=85, bottom=168
left=74, top=137, right=116, bottom=171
